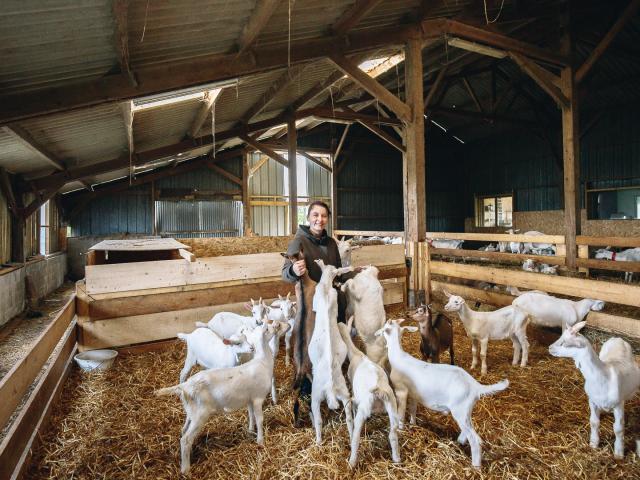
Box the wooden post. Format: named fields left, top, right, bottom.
left=404, top=36, right=426, bottom=299
left=331, top=156, right=338, bottom=232
left=287, top=116, right=298, bottom=235
left=242, top=152, right=251, bottom=235
left=424, top=241, right=432, bottom=305
left=560, top=14, right=580, bottom=271
left=578, top=244, right=589, bottom=276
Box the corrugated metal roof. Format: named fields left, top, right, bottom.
left=134, top=97, right=202, bottom=150
left=0, top=0, right=117, bottom=95
left=0, top=128, right=45, bottom=174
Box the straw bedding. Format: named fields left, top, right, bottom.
left=26, top=305, right=640, bottom=479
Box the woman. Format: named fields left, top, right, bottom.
left=282, top=200, right=345, bottom=285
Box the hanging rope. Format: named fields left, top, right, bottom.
left=287, top=0, right=292, bottom=67
left=140, top=0, right=151, bottom=42
left=484, top=0, right=505, bottom=24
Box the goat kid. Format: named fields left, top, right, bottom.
left=549, top=321, right=640, bottom=459
left=512, top=291, right=604, bottom=330
left=340, top=265, right=388, bottom=366
left=412, top=304, right=454, bottom=365
left=197, top=298, right=267, bottom=339
left=334, top=236, right=362, bottom=267
left=595, top=247, right=640, bottom=283
left=338, top=317, right=400, bottom=468
left=156, top=323, right=278, bottom=474
left=177, top=327, right=252, bottom=382
left=376, top=319, right=509, bottom=468
left=309, top=259, right=354, bottom=445
left=522, top=259, right=558, bottom=275
left=268, top=293, right=297, bottom=367
left=444, top=292, right=530, bottom=374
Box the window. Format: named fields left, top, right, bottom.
left=586, top=185, right=640, bottom=220
left=39, top=200, right=52, bottom=255
left=475, top=194, right=513, bottom=227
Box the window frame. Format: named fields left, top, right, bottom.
left=475, top=193, right=514, bottom=228
left=585, top=183, right=640, bottom=220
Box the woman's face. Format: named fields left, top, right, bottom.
left=307, top=205, right=329, bottom=235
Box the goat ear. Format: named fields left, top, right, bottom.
left=402, top=326, right=419, bottom=333
left=426, top=303, right=433, bottom=310
left=570, top=321, right=587, bottom=334
left=286, top=292, right=291, bottom=301
left=244, top=303, right=252, bottom=311
left=278, top=294, right=284, bottom=301
left=443, top=290, right=452, bottom=298
left=258, top=297, right=262, bottom=305
left=280, top=252, right=287, bottom=258
left=347, top=316, right=354, bottom=329
left=250, top=298, right=256, bottom=306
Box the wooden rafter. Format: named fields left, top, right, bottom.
left=112, top=0, right=136, bottom=87
left=508, top=52, right=568, bottom=108
left=0, top=167, right=19, bottom=216
left=2, top=125, right=66, bottom=171
left=329, top=54, right=411, bottom=122
left=331, top=0, right=384, bottom=36
left=206, top=162, right=243, bottom=185
left=121, top=100, right=135, bottom=159
left=187, top=89, right=222, bottom=139
left=287, top=116, right=297, bottom=234
left=236, top=0, right=284, bottom=55
left=423, top=65, right=448, bottom=110
left=308, top=106, right=401, bottom=127
left=239, top=133, right=289, bottom=167
left=241, top=64, right=306, bottom=124
left=576, top=0, right=640, bottom=84
left=249, top=155, right=270, bottom=176
left=342, top=107, right=404, bottom=153
left=462, top=76, right=483, bottom=112
left=298, top=151, right=332, bottom=172
left=334, top=124, right=350, bottom=160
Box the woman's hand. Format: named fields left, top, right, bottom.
left=292, top=259, right=307, bottom=277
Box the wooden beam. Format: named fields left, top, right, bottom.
left=308, top=106, right=402, bottom=126
left=332, top=0, right=384, bottom=36
left=0, top=18, right=441, bottom=124
left=240, top=133, right=289, bottom=167
left=575, top=0, right=640, bottom=83
left=298, top=151, right=332, bottom=172
left=242, top=152, right=251, bottom=235
left=329, top=54, right=411, bottom=122
left=121, top=100, right=135, bottom=160
left=249, top=155, right=271, bottom=176
left=403, top=36, right=426, bottom=246
left=236, top=0, right=284, bottom=55
left=462, top=76, right=483, bottom=112
left=427, top=106, right=537, bottom=128
left=579, top=111, right=604, bottom=140
left=444, top=19, right=568, bottom=66
left=288, top=116, right=298, bottom=234
left=355, top=118, right=405, bottom=153
left=577, top=236, right=640, bottom=248
left=112, top=0, right=136, bottom=86
left=508, top=52, right=568, bottom=108
left=423, top=65, right=448, bottom=110
left=0, top=296, right=75, bottom=434
left=206, top=162, right=243, bottom=186
left=0, top=167, right=19, bottom=216
left=22, top=183, right=64, bottom=219
left=2, top=126, right=65, bottom=171
left=187, top=89, right=221, bottom=139
left=179, top=249, right=196, bottom=262
left=430, top=247, right=565, bottom=266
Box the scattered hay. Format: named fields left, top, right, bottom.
left=26, top=307, right=640, bottom=479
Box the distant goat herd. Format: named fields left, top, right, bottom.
left=156, top=238, right=640, bottom=473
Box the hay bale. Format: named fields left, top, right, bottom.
left=26, top=305, right=640, bottom=479
left=179, top=236, right=294, bottom=258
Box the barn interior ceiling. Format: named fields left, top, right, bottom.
left=0, top=0, right=638, bottom=213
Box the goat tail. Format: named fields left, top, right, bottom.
left=177, top=333, right=188, bottom=341
left=194, top=321, right=208, bottom=328
left=155, top=384, right=183, bottom=397
left=478, top=379, right=509, bottom=398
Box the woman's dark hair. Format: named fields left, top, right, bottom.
left=307, top=200, right=331, bottom=217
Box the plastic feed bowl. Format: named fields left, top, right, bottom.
left=74, top=349, right=118, bottom=372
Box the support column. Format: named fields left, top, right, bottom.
left=287, top=116, right=298, bottom=235
left=242, top=151, right=251, bottom=235
left=561, top=12, right=580, bottom=271
left=404, top=36, right=427, bottom=305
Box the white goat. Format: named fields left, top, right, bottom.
left=549, top=321, right=640, bottom=459
left=522, top=259, right=558, bottom=275
left=375, top=319, right=509, bottom=468
left=334, top=236, right=362, bottom=267
left=338, top=317, right=400, bottom=468
left=197, top=298, right=268, bottom=338
left=177, top=327, right=253, bottom=382
left=268, top=293, right=297, bottom=367
left=522, top=230, right=555, bottom=254
left=444, top=292, right=530, bottom=375
left=156, top=323, right=277, bottom=474
left=428, top=238, right=464, bottom=249
left=512, top=291, right=604, bottom=330
left=595, top=247, right=640, bottom=283
left=340, top=265, right=388, bottom=365
left=308, top=259, right=354, bottom=445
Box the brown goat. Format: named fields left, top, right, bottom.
left=281, top=248, right=316, bottom=426
left=412, top=304, right=455, bottom=365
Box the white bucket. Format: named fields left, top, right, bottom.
left=74, top=349, right=118, bottom=372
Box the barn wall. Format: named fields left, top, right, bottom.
left=336, top=124, right=465, bottom=232
left=463, top=108, right=640, bottom=235
left=0, top=188, right=9, bottom=263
